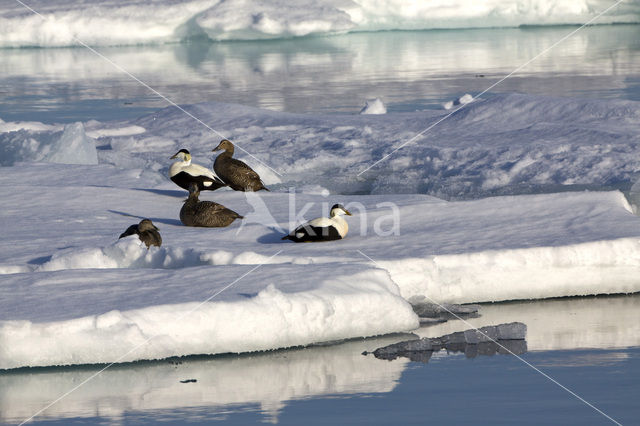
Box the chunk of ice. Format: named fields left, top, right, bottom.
left=45, top=123, right=98, bottom=165
left=359, top=98, right=387, bottom=115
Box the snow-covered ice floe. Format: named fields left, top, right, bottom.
left=0, top=263, right=416, bottom=369
left=1, top=0, right=640, bottom=47
left=1, top=92, right=640, bottom=368
left=3, top=93, right=640, bottom=199
left=1, top=172, right=640, bottom=368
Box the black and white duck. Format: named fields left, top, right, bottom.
left=282, top=204, right=352, bottom=242
left=169, top=148, right=226, bottom=192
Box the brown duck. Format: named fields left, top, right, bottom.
left=180, top=183, right=244, bottom=227
left=212, top=139, right=269, bottom=192
left=119, top=219, right=162, bottom=248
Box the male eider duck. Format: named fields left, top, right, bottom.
left=282, top=204, right=352, bottom=242
left=169, top=149, right=226, bottom=192
left=119, top=219, right=162, bottom=248
left=212, top=139, right=269, bottom=192
left=180, top=183, right=243, bottom=227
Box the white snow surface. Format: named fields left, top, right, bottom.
left=360, top=98, right=387, bottom=115
left=443, top=93, right=474, bottom=110
left=1, top=0, right=639, bottom=46
left=2, top=92, right=640, bottom=368
left=4, top=93, right=639, bottom=199
left=0, top=122, right=97, bottom=166
left=0, top=261, right=416, bottom=369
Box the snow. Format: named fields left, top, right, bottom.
left=0, top=122, right=97, bottom=166
left=2, top=92, right=640, bottom=368
left=0, top=118, right=61, bottom=133
left=443, top=93, right=474, bottom=110
left=3, top=92, right=637, bottom=199
left=44, top=123, right=98, bottom=165
left=0, top=262, right=416, bottom=369
left=360, top=98, right=387, bottom=115
left=1, top=0, right=639, bottom=47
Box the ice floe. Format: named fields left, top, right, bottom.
left=2, top=0, right=639, bottom=46
left=1, top=92, right=640, bottom=368
left=2, top=93, right=640, bottom=199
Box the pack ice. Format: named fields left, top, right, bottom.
left=1, top=93, right=640, bottom=368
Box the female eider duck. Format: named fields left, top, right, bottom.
left=119, top=219, right=162, bottom=248
left=212, top=139, right=269, bottom=192
left=282, top=204, right=352, bottom=242
left=180, top=183, right=243, bottom=227
left=169, top=148, right=226, bottom=192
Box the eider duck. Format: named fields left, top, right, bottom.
left=282, top=204, right=352, bottom=242
left=180, top=183, right=244, bottom=227
left=169, top=149, right=226, bottom=192
left=212, top=139, right=269, bottom=192
left=119, top=219, right=162, bottom=248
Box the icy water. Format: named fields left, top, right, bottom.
left=1, top=24, right=639, bottom=123
left=3, top=294, right=639, bottom=425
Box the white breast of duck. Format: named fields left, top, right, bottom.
left=169, top=160, right=216, bottom=180
left=169, top=150, right=215, bottom=179
left=169, top=149, right=224, bottom=191
left=306, top=215, right=349, bottom=239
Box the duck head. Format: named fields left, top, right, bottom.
left=212, top=139, right=234, bottom=155
left=330, top=204, right=352, bottom=217
left=170, top=149, right=192, bottom=164
left=138, top=219, right=159, bottom=232
left=187, top=182, right=201, bottom=199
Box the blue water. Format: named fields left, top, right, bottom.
left=281, top=350, right=638, bottom=426
left=6, top=346, right=639, bottom=425
left=1, top=24, right=639, bottom=123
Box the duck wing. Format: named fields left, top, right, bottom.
left=216, top=157, right=267, bottom=191
left=119, top=224, right=138, bottom=239
left=139, top=230, right=162, bottom=248
left=171, top=171, right=226, bottom=191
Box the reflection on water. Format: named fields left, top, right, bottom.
left=1, top=294, right=638, bottom=424
left=0, top=336, right=410, bottom=425
left=534, top=351, right=631, bottom=368
left=417, top=293, right=640, bottom=351
left=1, top=25, right=639, bottom=123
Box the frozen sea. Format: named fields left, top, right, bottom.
left=1, top=1, right=640, bottom=424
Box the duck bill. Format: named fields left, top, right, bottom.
left=345, top=210, right=352, bottom=216
left=170, top=152, right=178, bottom=159
left=212, top=145, right=222, bottom=152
